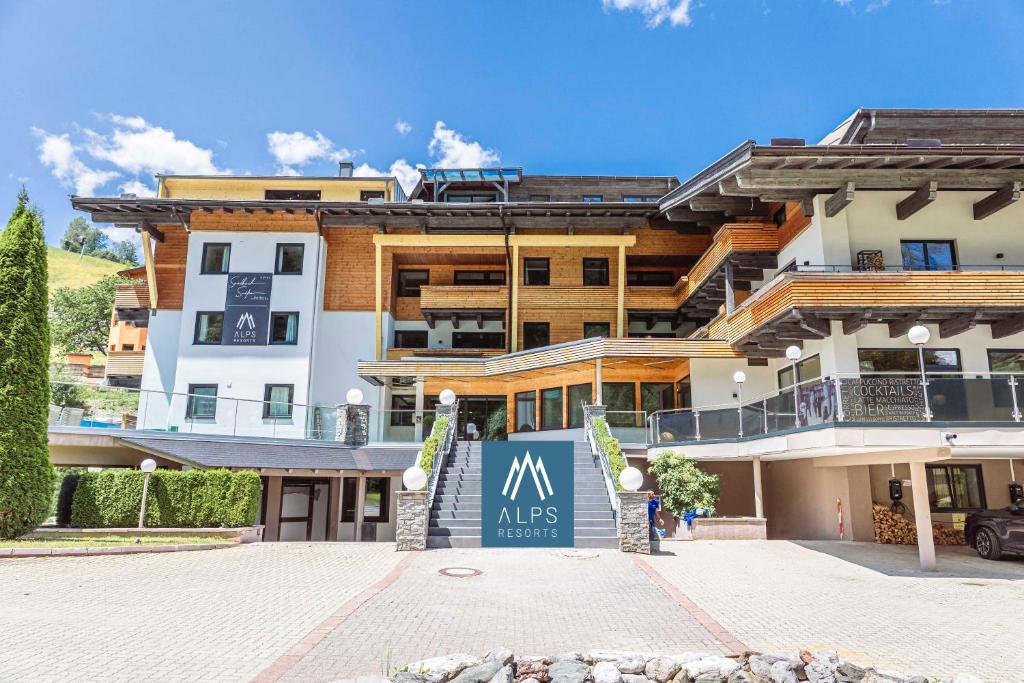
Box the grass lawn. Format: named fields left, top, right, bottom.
left=47, top=246, right=125, bottom=295
left=0, top=534, right=239, bottom=548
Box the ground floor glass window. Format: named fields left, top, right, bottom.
left=927, top=464, right=986, bottom=512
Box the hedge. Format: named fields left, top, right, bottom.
left=418, top=416, right=449, bottom=480
left=70, top=468, right=261, bottom=528
left=592, top=417, right=626, bottom=491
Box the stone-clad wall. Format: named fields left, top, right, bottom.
left=396, top=491, right=428, bottom=551
left=617, top=491, right=650, bottom=554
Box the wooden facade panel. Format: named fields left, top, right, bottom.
left=519, top=306, right=618, bottom=346
left=420, top=285, right=509, bottom=310
left=113, top=284, right=150, bottom=309
left=152, top=224, right=188, bottom=310
left=775, top=202, right=813, bottom=250
left=324, top=228, right=383, bottom=311
left=189, top=211, right=318, bottom=232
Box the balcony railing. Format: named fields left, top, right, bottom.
left=782, top=263, right=1024, bottom=274
left=420, top=285, right=508, bottom=310
left=649, top=372, right=1024, bottom=445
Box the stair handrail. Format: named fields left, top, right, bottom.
left=426, top=399, right=460, bottom=510
left=583, top=402, right=621, bottom=515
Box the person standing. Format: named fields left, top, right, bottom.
left=647, top=490, right=661, bottom=539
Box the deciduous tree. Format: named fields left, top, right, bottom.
left=50, top=274, right=127, bottom=356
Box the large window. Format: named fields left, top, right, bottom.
left=263, top=384, right=294, bottom=419
left=398, top=270, right=429, bottom=296
left=623, top=195, right=661, bottom=203
left=341, top=477, right=358, bottom=523
left=275, top=243, right=305, bottom=274
left=988, top=349, right=1024, bottom=374
left=927, top=464, right=986, bottom=512
left=452, top=332, right=505, bottom=349
left=186, top=384, right=218, bottom=420
left=567, top=383, right=592, bottom=428
left=676, top=379, right=692, bottom=409
left=581, top=195, right=603, bottom=203
left=778, top=354, right=822, bottom=390
left=270, top=312, right=299, bottom=345
left=627, top=271, right=675, bottom=286
left=522, top=322, right=550, bottom=350
left=390, top=394, right=416, bottom=426
left=900, top=240, right=957, bottom=271
left=583, top=258, right=609, bottom=286
left=523, top=258, right=550, bottom=286
left=515, top=390, right=537, bottom=432
left=540, top=387, right=564, bottom=430
left=454, top=270, right=505, bottom=285
left=194, top=312, right=224, bottom=345
left=445, top=193, right=499, bottom=203
left=394, top=330, right=428, bottom=348
left=360, top=190, right=385, bottom=202
left=265, top=189, right=321, bottom=200
left=200, top=243, right=230, bottom=274
left=602, top=382, right=636, bottom=426
left=363, top=477, right=390, bottom=522
left=583, top=322, right=611, bottom=338
left=858, top=348, right=961, bottom=376
left=641, top=383, right=674, bottom=415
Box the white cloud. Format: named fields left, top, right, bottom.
left=428, top=121, right=500, bottom=168
left=354, top=159, right=423, bottom=196
left=395, top=119, right=412, bottom=135
left=266, top=130, right=358, bottom=175
left=603, top=0, right=693, bottom=27
left=32, top=128, right=120, bottom=196
left=108, top=114, right=148, bottom=130
left=119, top=179, right=156, bottom=198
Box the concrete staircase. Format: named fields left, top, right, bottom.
left=427, top=440, right=619, bottom=549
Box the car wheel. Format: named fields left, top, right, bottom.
left=975, top=527, right=1002, bottom=560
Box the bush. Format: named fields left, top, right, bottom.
left=592, top=417, right=626, bottom=490
left=55, top=471, right=82, bottom=526
left=70, top=468, right=261, bottom=528
left=418, top=416, right=449, bottom=479
left=649, top=450, right=720, bottom=518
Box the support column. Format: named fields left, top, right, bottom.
left=617, top=491, right=651, bottom=553
left=616, top=244, right=626, bottom=337
left=511, top=244, right=520, bottom=351
left=595, top=359, right=603, bottom=404
left=414, top=377, right=425, bottom=442
left=374, top=242, right=383, bottom=360
left=354, top=475, right=367, bottom=542
left=396, top=490, right=428, bottom=551
left=724, top=260, right=736, bottom=315
left=264, top=477, right=283, bottom=542
left=327, top=478, right=341, bottom=542
left=909, top=461, right=936, bottom=571
left=752, top=456, right=764, bottom=518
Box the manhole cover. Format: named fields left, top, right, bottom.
left=438, top=566, right=482, bottom=578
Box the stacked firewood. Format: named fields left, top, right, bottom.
left=871, top=504, right=966, bottom=545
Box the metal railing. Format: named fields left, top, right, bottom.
left=782, top=263, right=1024, bottom=274
left=649, top=372, right=1024, bottom=445
left=426, top=401, right=460, bottom=511
left=583, top=403, right=623, bottom=516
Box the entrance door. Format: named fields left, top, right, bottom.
left=460, top=397, right=507, bottom=440
left=279, top=479, right=329, bottom=541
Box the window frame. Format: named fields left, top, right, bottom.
left=523, top=258, right=550, bottom=286
left=583, top=322, right=611, bottom=339
left=452, top=331, right=506, bottom=349
left=185, top=384, right=218, bottom=420
left=360, top=190, right=385, bottom=202
left=567, top=383, right=593, bottom=428
left=627, top=270, right=675, bottom=287
left=540, top=387, right=564, bottom=431
left=453, top=270, right=506, bottom=286
left=397, top=269, right=430, bottom=297
left=362, top=476, right=391, bottom=523
left=390, top=394, right=416, bottom=426
left=857, top=348, right=962, bottom=376
left=899, top=239, right=958, bottom=272
left=274, top=243, right=305, bottom=275
left=515, top=390, right=537, bottom=432
left=193, top=311, right=225, bottom=345
left=926, top=463, right=987, bottom=512
left=263, top=384, right=295, bottom=419
left=265, top=189, right=321, bottom=201
left=200, top=243, right=231, bottom=275
left=269, top=312, right=300, bottom=345
left=394, top=329, right=429, bottom=348
left=777, top=353, right=822, bottom=390
left=444, top=192, right=499, bottom=203
left=522, top=322, right=550, bottom=350
left=582, top=257, right=610, bottom=286
left=581, top=194, right=604, bottom=203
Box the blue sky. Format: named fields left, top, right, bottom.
left=3, top=0, right=1024, bottom=244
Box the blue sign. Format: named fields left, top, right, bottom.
left=482, top=441, right=574, bottom=548
left=223, top=273, right=273, bottom=346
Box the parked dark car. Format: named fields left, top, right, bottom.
left=966, top=504, right=1024, bottom=560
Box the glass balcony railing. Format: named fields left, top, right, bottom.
left=604, top=410, right=648, bottom=444
left=649, top=373, right=1024, bottom=445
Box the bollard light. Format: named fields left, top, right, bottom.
left=439, top=388, right=457, bottom=406
left=402, top=466, right=428, bottom=491
left=345, top=388, right=364, bottom=405
left=908, top=325, right=931, bottom=346
left=140, top=458, right=157, bottom=473
left=907, top=325, right=933, bottom=421
left=732, top=370, right=746, bottom=384
left=785, top=345, right=802, bottom=361
left=137, top=458, right=157, bottom=529
left=619, top=466, right=644, bottom=492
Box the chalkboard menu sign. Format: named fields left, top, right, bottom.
left=839, top=377, right=926, bottom=422
left=223, top=273, right=273, bottom=346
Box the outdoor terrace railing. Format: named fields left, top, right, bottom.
left=583, top=403, right=623, bottom=516
left=649, top=372, right=1024, bottom=445
left=781, top=263, right=1024, bottom=273
left=425, top=400, right=460, bottom=512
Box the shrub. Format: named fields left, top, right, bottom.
left=418, top=416, right=449, bottom=479
left=649, top=450, right=720, bottom=518
left=592, top=417, right=626, bottom=490
left=0, top=189, right=57, bottom=538
left=55, top=471, right=82, bottom=526
left=70, top=468, right=261, bottom=528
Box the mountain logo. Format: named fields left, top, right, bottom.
left=236, top=312, right=256, bottom=330
left=501, top=451, right=554, bottom=501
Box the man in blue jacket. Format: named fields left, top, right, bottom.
left=647, top=491, right=661, bottom=539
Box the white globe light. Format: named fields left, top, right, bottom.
left=345, top=388, right=364, bottom=405
left=733, top=370, right=747, bottom=384
left=785, top=345, right=802, bottom=361
left=439, top=388, right=457, bottom=406
left=139, top=458, right=157, bottom=473
left=907, top=325, right=930, bottom=346
left=619, top=466, right=644, bottom=492
left=402, top=466, right=427, bottom=491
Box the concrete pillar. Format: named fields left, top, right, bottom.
left=414, top=378, right=425, bottom=442
left=335, top=403, right=370, bottom=446
left=752, top=456, right=764, bottom=518
left=595, top=359, right=603, bottom=404
left=264, top=477, right=282, bottom=542
left=616, top=491, right=651, bottom=554
left=724, top=260, right=735, bottom=315
left=396, top=490, right=428, bottom=551
left=354, top=475, right=367, bottom=542
left=909, top=461, right=936, bottom=571
left=327, top=478, right=341, bottom=542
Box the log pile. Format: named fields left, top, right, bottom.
left=872, top=504, right=966, bottom=545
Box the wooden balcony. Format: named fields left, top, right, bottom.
left=113, top=284, right=151, bottom=326
left=517, top=286, right=618, bottom=309
left=104, top=350, right=145, bottom=377
left=721, top=269, right=1024, bottom=356
left=419, top=285, right=508, bottom=310
left=385, top=347, right=505, bottom=360
left=624, top=285, right=678, bottom=311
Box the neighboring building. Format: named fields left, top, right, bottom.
left=60, top=111, right=1024, bottom=563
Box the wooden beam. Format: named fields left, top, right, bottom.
left=824, top=182, right=855, bottom=218
left=139, top=220, right=165, bottom=243
left=793, top=311, right=831, bottom=337
left=511, top=245, right=519, bottom=351
left=616, top=245, right=626, bottom=337
left=373, top=234, right=637, bottom=248
left=887, top=314, right=920, bottom=339
left=973, top=181, right=1021, bottom=220
left=938, top=314, right=977, bottom=339
left=842, top=310, right=873, bottom=335
left=896, top=181, right=938, bottom=220
left=140, top=232, right=158, bottom=309
left=991, top=315, right=1024, bottom=339
left=374, top=242, right=383, bottom=360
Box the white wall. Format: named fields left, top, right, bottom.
left=392, top=318, right=506, bottom=349
left=688, top=358, right=775, bottom=408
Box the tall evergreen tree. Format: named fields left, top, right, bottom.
left=0, top=189, right=56, bottom=538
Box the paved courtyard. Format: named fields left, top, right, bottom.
left=0, top=541, right=1021, bottom=682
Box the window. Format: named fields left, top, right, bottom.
left=567, top=383, right=592, bottom=428
left=200, top=243, right=230, bottom=274
left=540, top=387, right=564, bottom=430
left=263, top=384, right=294, bottom=419
left=390, top=394, right=415, bottom=426
left=360, top=190, right=385, bottom=201
left=778, top=354, right=822, bottom=390
left=445, top=193, right=499, bottom=203
left=394, top=330, right=428, bottom=348
left=452, top=332, right=505, bottom=349
left=363, top=477, right=390, bottom=522
left=927, top=464, right=986, bottom=512
left=583, top=322, right=611, bottom=338
left=522, top=322, right=550, bottom=350
left=122, top=344, right=135, bottom=351
left=398, top=270, right=429, bottom=296
left=641, top=382, right=674, bottom=414
left=627, top=271, right=675, bottom=287
left=523, top=258, right=550, bottom=285
left=186, top=384, right=217, bottom=420
left=194, top=312, right=224, bottom=345
left=857, top=348, right=961, bottom=376
left=515, top=390, right=537, bottom=432
left=454, top=270, right=505, bottom=285
left=581, top=194, right=603, bottom=203
left=676, top=379, right=692, bottom=409
left=528, top=194, right=550, bottom=202
left=275, top=243, right=304, bottom=274
left=623, top=195, right=660, bottom=202
left=988, top=349, right=1024, bottom=374
left=270, top=312, right=299, bottom=345
left=265, top=189, right=321, bottom=201
left=900, top=240, right=957, bottom=271
left=583, top=258, right=609, bottom=286
left=341, top=477, right=357, bottom=522
left=602, top=382, right=636, bottom=427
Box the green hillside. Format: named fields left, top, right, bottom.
left=47, top=246, right=125, bottom=294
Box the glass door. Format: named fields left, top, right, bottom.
left=460, top=397, right=507, bottom=440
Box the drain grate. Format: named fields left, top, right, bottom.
left=438, top=566, right=482, bottom=578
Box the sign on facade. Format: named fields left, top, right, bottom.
left=223, top=273, right=273, bottom=346
left=482, top=441, right=574, bottom=548
left=839, top=377, right=926, bottom=422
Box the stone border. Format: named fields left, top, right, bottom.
left=0, top=542, right=237, bottom=558
left=30, top=526, right=264, bottom=543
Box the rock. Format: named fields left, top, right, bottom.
left=393, top=675, right=432, bottom=683
left=548, top=660, right=593, bottom=683
left=332, top=678, right=394, bottom=683
left=694, top=675, right=726, bottom=683
left=748, top=654, right=786, bottom=680
left=616, top=655, right=648, bottom=675
left=452, top=662, right=505, bottom=683
left=489, top=666, right=514, bottom=683
left=645, top=657, right=681, bottom=682
left=552, top=653, right=585, bottom=664
left=485, top=649, right=515, bottom=667
left=863, top=671, right=912, bottom=683
left=942, top=677, right=982, bottom=683
left=405, top=655, right=482, bottom=683
left=593, top=661, right=624, bottom=683
left=800, top=651, right=838, bottom=683
left=622, top=676, right=652, bottom=683
left=683, top=656, right=739, bottom=680
left=769, top=660, right=798, bottom=683
left=726, top=671, right=755, bottom=683
left=906, top=678, right=929, bottom=683
left=515, top=660, right=550, bottom=683
left=836, top=662, right=867, bottom=683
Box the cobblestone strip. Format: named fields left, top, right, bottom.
left=252, top=550, right=422, bottom=683
left=633, top=555, right=747, bottom=656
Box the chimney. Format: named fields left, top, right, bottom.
left=338, top=161, right=354, bottom=177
